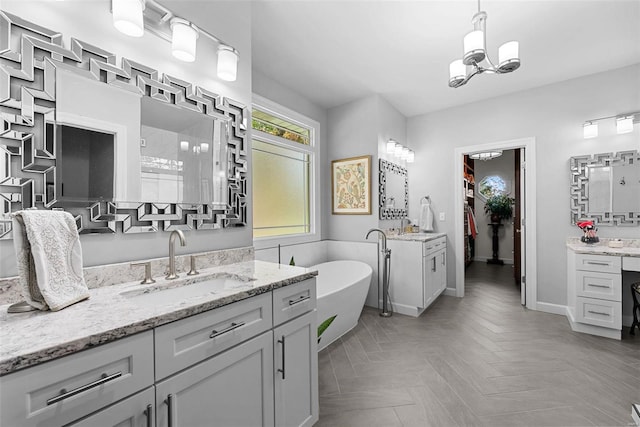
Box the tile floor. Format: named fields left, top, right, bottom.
left=316, top=262, right=640, bottom=426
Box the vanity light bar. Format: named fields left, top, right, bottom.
left=583, top=112, right=639, bottom=139
left=111, top=0, right=239, bottom=81
left=387, top=139, right=415, bottom=163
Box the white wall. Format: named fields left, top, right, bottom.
left=473, top=150, right=515, bottom=264
left=0, top=1, right=252, bottom=277
left=408, top=64, right=640, bottom=307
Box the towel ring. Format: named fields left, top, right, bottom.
left=421, top=196, right=431, bottom=205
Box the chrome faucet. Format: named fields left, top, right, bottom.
left=366, top=228, right=387, bottom=253
left=166, top=230, right=186, bottom=280
left=366, top=228, right=392, bottom=317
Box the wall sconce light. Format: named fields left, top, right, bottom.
left=200, top=143, right=209, bottom=153
left=386, top=139, right=397, bottom=154
left=217, top=45, right=239, bottom=82
left=180, top=140, right=189, bottom=151
left=111, top=0, right=240, bottom=81
left=616, top=116, right=634, bottom=135
left=170, top=18, right=198, bottom=62
left=583, top=112, right=638, bottom=139
left=112, top=0, right=145, bottom=37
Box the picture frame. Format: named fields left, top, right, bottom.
left=331, top=155, right=372, bottom=215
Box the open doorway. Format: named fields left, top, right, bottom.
left=463, top=149, right=522, bottom=303
left=453, top=137, right=537, bottom=310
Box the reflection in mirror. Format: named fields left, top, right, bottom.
left=379, top=159, right=408, bottom=220
left=570, top=150, right=640, bottom=226
left=56, top=125, right=115, bottom=205
left=140, top=97, right=228, bottom=207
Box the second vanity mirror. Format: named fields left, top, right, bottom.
left=379, top=159, right=408, bottom=220
left=0, top=11, right=247, bottom=238
left=570, top=150, right=640, bottom=226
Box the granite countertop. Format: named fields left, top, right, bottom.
left=0, top=260, right=317, bottom=375
left=386, top=232, right=447, bottom=242
left=566, top=237, right=640, bottom=257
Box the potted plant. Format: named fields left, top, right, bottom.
left=484, top=194, right=515, bottom=223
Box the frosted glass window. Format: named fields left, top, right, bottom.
left=252, top=140, right=310, bottom=238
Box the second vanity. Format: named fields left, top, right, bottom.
left=0, top=258, right=319, bottom=427
left=387, top=232, right=448, bottom=317
left=566, top=238, right=640, bottom=340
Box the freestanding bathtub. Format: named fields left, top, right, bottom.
left=310, top=260, right=373, bottom=351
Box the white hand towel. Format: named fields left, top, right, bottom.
left=419, top=203, right=434, bottom=232
left=12, top=210, right=89, bottom=311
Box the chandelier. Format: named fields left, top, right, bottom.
left=448, top=0, right=520, bottom=88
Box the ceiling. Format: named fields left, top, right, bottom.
left=249, top=0, right=640, bottom=117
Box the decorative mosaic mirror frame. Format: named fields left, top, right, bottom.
left=569, top=150, right=640, bottom=226
left=0, top=11, right=247, bottom=239
left=378, top=159, right=408, bottom=220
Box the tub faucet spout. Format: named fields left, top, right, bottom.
left=366, top=228, right=387, bottom=253
left=167, top=230, right=186, bottom=280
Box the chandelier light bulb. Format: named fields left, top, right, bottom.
left=583, top=122, right=598, bottom=139
left=498, top=41, right=520, bottom=73
left=616, top=116, right=634, bottom=134
left=217, top=45, right=239, bottom=82
left=171, top=18, right=198, bottom=62
left=449, top=60, right=466, bottom=87
left=112, top=0, right=145, bottom=37
left=463, top=30, right=485, bottom=65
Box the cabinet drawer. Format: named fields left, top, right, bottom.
left=575, top=270, right=621, bottom=301
left=0, top=331, right=154, bottom=427
left=155, top=292, right=272, bottom=380
left=622, top=257, right=640, bottom=272
left=575, top=297, right=621, bottom=329
left=423, top=237, right=446, bottom=256
left=575, top=254, right=621, bottom=273
left=273, top=279, right=316, bottom=326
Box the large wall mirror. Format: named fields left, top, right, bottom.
left=0, top=11, right=247, bottom=239
left=570, top=150, right=640, bottom=226
left=379, top=159, right=408, bottom=220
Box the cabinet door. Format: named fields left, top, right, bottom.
left=68, top=387, right=154, bottom=427
left=423, top=253, right=438, bottom=308
left=438, top=248, right=447, bottom=293
left=156, top=332, right=274, bottom=427
left=388, top=240, right=423, bottom=309
left=274, top=310, right=319, bottom=427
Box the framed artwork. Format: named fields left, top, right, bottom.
left=331, top=155, right=372, bottom=215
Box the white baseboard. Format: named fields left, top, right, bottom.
left=444, top=287, right=457, bottom=297
left=535, top=301, right=567, bottom=316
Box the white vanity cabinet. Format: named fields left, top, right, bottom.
left=273, top=280, right=319, bottom=427
left=388, top=236, right=447, bottom=317
left=567, top=251, right=623, bottom=339
left=155, top=331, right=275, bottom=427
left=0, top=277, right=318, bottom=427
left=0, top=331, right=154, bottom=427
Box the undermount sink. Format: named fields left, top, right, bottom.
left=121, top=273, right=256, bottom=305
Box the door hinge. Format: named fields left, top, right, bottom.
left=522, top=276, right=526, bottom=284
left=521, top=218, right=525, bottom=227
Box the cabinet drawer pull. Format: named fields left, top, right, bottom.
left=586, top=261, right=609, bottom=266
left=587, top=310, right=610, bottom=316
left=588, top=284, right=610, bottom=289
left=46, top=371, right=122, bottom=405
left=288, top=295, right=310, bottom=306
left=432, top=257, right=436, bottom=272
left=277, top=336, right=286, bottom=380
left=209, top=321, right=245, bottom=339
left=166, top=394, right=174, bottom=427
left=145, top=404, right=153, bottom=427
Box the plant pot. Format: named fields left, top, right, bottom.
left=490, top=213, right=501, bottom=224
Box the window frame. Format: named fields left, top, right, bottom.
left=251, top=94, right=320, bottom=249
